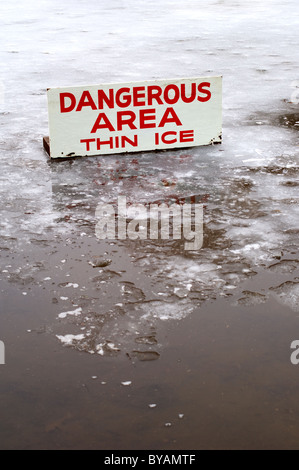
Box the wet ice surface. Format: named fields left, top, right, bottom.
left=2, top=144, right=298, bottom=358
left=0, top=0, right=299, bottom=352
left=2, top=129, right=298, bottom=357
left=0, top=0, right=299, bottom=449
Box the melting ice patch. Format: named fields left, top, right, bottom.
left=270, top=282, right=299, bottom=312
left=64, top=283, right=79, bottom=289
left=58, top=307, right=82, bottom=319
left=234, top=291, right=268, bottom=307
left=56, top=334, right=85, bottom=346
left=140, top=300, right=194, bottom=321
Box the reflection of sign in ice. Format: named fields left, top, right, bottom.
left=0, top=340, right=4, bottom=365
left=45, top=76, right=222, bottom=159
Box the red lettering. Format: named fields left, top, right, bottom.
left=158, top=107, right=182, bottom=128
left=133, top=87, right=146, bottom=106
left=181, top=83, right=196, bottom=103
left=140, top=109, right=156, bottom=129
left=180, top=130, right=194, bottom=143
left=117, top=111, right=137, bottom=131
left=155, top=129, right=195, bottom=146
left=91, top=113, right=115, bottom=133
left=161, top=131, right=177, bottom=144
left=80, top=138, right=95, bottom=151
left=148, top=86, right=163, bottom=106
left=115, top=88, right=132, bottom=108
left=164, top=85, right=180, bottom=105
left=60, top=93, right=76, bottom=113
left=197, top=82, right=211, bottom=102
left=76, top=91, right=97, bottom=112
left=121, top=135, right=138, bottom=148
left=98, top=89, right=114, bottom=109
left=96, top=137, right=113, bottom=150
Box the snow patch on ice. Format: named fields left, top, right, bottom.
left=56, top=334, right=85, bottom=346
left=58, top=307, right=82, bottom=319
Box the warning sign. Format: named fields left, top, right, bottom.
left=45, top=76, right=222, bottom=158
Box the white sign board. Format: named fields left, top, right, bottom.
left=46, top=76, right=222, bottom=159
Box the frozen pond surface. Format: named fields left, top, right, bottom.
left=0, top=0, right=299, bottom=450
